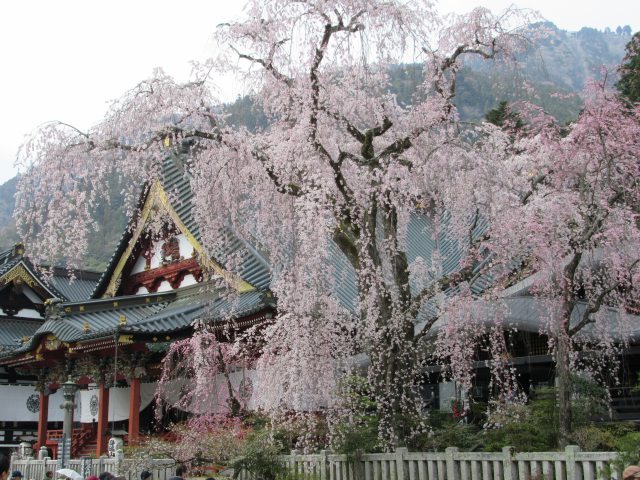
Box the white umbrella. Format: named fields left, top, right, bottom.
left=56, top=469, right=83, bottom=480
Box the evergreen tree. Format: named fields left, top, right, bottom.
left=485, top=101, right=524, bottom=134
left=617, top=32, right=640, bottom=102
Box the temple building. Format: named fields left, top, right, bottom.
left=0, top=158, right=274, bottom=457
left=1, top=154, right=639, bottom=459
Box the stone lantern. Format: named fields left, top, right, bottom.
left=61, top=377, right=77, bottom=442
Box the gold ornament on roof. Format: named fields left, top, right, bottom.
left=0, top=264, right=37, bottom=288
left=119, top=314, right=127, bottom=326
left=44, top=335, right=61, bottom=351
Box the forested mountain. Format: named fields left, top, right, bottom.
left=0, top=177, right=19, bottom=250
left=0, top=174, right=127, bottom=271
left=0, top=24, right=631, bottom=271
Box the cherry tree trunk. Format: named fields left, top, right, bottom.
left=556, top=328, right=572, bottom=447
left=365, top=292, right=421, bottom=448
left=369, top=338, right=421, bottom=447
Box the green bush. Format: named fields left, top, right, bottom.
left=419, top=424, right=481, bottom=451
left=609, top=430, right=640, bottom=473
left=232, top=431, right=287, bottom=480
left=571, top=423, right=636, bottom=451
left=331, top=375, right=382, bottom=454
left=480, top=389, right=558, bottom=451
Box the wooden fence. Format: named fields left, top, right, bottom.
left=242, top=447, right=619, bottom=480
left=9, top=457, right=176, bottom=480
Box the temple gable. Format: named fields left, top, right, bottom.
left=100, top=180, right=254, bottom=298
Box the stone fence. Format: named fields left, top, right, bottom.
left=246, top=446, right=619, bottom=480
left=9, top=457, right=176, bottom=480
left=11, top=446, right=620, bottom=480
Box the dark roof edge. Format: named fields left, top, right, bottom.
left=90, top=184, right=151, bottom=299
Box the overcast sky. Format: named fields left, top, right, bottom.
left=0, top=0, right=638, bottom=184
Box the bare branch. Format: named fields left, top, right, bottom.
left=250, top=148, right=302, bottom=197
left=569, top=259, right=640, bottom=337
left=407, top=263, right=476, bottom=325
left=229, top=43, right=293, bottom=87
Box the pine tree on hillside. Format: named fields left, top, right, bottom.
left=617, top=32, right=640, bottom=102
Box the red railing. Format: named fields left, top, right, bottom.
left=71, top=428, right=93, bottom=458
left=46, top=426, right=95, bottom=459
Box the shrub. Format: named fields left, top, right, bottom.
left=330, top=375, right=382, bottom=454
left=232, top=431, right=287, bottom=480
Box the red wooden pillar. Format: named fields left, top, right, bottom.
left=128, top=378, right=141, bottom=444
left=96, top=383, right=109, bottom=456
left=36, top=391, right=49, bottom=450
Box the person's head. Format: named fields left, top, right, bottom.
left=175, top=466, right=186, bottom=478
left=11, top=471, right=23, bottom=480
left=0, top=455, right=10, bottom=480
left=45, top=473, right=52, bottom=479
left=140, top=472, right=151, bottom=480
left=99, top=473, right=115, bottom=480
left=623, top=466, right=640, bottom=480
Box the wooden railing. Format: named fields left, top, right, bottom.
left=45, top=426, right=95, bottom=459
left=71, top=428, right=94, bottom=458
left=45, top=429, right=65, bottom=442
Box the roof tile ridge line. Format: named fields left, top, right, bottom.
left=134, top=284, right=225, bottom=326
left=60, top=291, right=179, bottom=313
left=230, top=224, right=273, bottom=274
left=64, top=282, right=215, bottom=320
left=0, top=245, right=16, bottom=259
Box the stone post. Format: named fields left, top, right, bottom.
left=395, top=447, right=408, bottom=480
left=115, top=448, right=124, bottom=474
left=445, top=447, right=460, bottom=480
left=502, top=446, right=515, bottom=480
left=61, top=377, right=77, bottom=444
left=565, top=445, right=581, bottom=480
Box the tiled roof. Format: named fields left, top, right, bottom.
left=0, top=247, right=99, bottom=303
left=87, top=152, right=491, bottom=322
left=0, top=247, right=21, bottom=276
left=0, top=318, right=42, bottom=351
left=47, top=268, right=101, bottom=302
left=1, top=283, right=272, bottom=358
left=327, top=212, right=492, bottom=322
left=128, top=289, right=268, bottom=334
left=162, top=157, right=272, bottom=290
